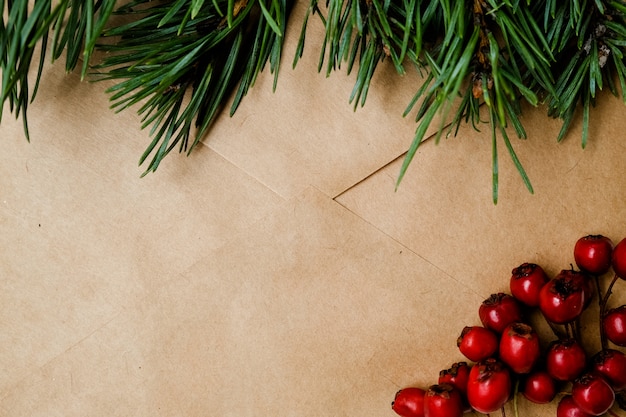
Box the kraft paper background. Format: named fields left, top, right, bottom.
left=2, top=3, right=626, bottom=416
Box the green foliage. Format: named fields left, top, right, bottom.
left=93, top=0, right=292, bottom=175
left=294, top=0, right=428, bottom=109
left=2, top=0, right=626, bottom=201
left=296, top=0, right=626, bottom=203
left=0, top=0, right=114, bottom=139
left=1, top=0, right=292, bottom=175
left=545, top=0, right=626, bottom=148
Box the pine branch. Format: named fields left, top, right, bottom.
left=396, top=0, right=551, bottom=203
left=546, top=0, right=626, bottom=148
left=294, top=0, right=431, bottom=110
left=0, top=0, right=115, bottom=139
left=1, top=0, right=52, bottom=140
left=48, top=0, right=117, bottom=77
left=92, top=0, right=293, bottom=175
left=3, top=0, right=626, bottom=203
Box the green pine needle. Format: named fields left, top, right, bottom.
left=92, top=0, right=293, bottom=175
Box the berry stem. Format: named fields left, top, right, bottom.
left=565, top=321, right=581, bottom=343
left=573, top=317, right=582, bottom=345
left=599, top=274, right=620, bottom=350
left=594, top=275, right=606, bottom=349
left=513, top=379, right=520, bottom=417
left=617, top=391, right=626, bottom=412
left=565, top=322, right=572, bottom=339
left=544, top=316, right=565, bottom=339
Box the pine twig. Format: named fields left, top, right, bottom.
left=0, top=0, right=115, bottom=139
left=93, top=0, right=294, bottom=175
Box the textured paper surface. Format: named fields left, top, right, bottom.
left=2, top=2, right=626, bottom=416
left=204, top=3, right=445, bottom=199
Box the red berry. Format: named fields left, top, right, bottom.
left=522, top=371, right=557, bottom=404
left=423, top=384, right=464, bottom=417
left=466, top=358, right=512, bottom=414
left=574, top=235, right=613, bottom=275
left=546, top=338, right=587, bottom=382
left=591, top=349, right=626, bottom=392
left=438, top=362, right=471, bottom=397
left=392, top=387, right=425, bottom=417
left=457, top=326, right=499, bottom=362
left=509, top=263, right=549, bottom=307
left=478, top=293, right=523, bottom=334
left=539, top=270, right=590, bottom=324
left=603, top=305, right=626, bottom=347
left=498, top=322, right=541, bottom=374
left=571, top=373, right=615, bottom=416
left=557, top=395, right=594, bottom=417
left=612, top=238, right=626, bottom=279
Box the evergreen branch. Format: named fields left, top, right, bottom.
left=94, top=0, right=293, bottom=175
left=1, top=0, right=54, bottom=139
left=292, top=0, right=323, bottom=68
left=43, top=0, right=116, bottom=76
left=1, top=0, right=115, bottom=140
left=547, top=1, right=626, bottom=147
left=3, top=0, right=626, bottom=203
left=397, top=0, right=546, bottom=202
left=396, top=24, right=480, bottom=189
left=296, top=0, right=430, bottom=109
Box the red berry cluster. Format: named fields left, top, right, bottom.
left=391, top=235, right=626, bottom=417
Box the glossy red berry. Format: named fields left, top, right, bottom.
left=603, top=305, right=626, bottom=347
left=591, top=349, right=626, bottom=392
left=466, top=358, right=512, bottom=414
left=612, top=238, right=626, bottom=279
left=539, top=270, right=591, bottom=324
left=571, top=373, right=615, bottom=416
left=522, top=371, right=557, bottom=404
left=478, top=293, right=523, bottom=334
left=498, top=322, right=541, bottom=374
left=509, top=263, right=549, bottom=307
left=392, top=387, right=425, bottom=417
left=557, top=395, right=594, bottom=417
left=457, top=326, right=499, bottom=362
left=438, top=362, right=471, bottom=398
left=546, top=338, right=587, bottom=382
left=423, top=384, right=464, bottom=417
left=574, top=235, right=613, bottom=275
